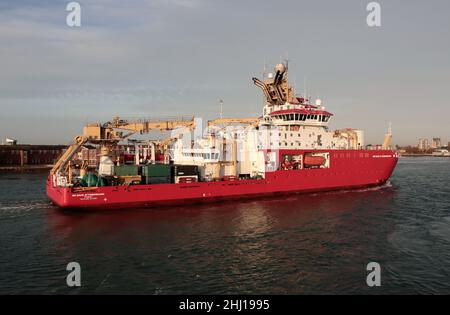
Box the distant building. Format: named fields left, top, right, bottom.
left=418, top=138, right=429, bottom=151
left=4, top=138, right=18, bottom=146
left=431, top=138, right=441, bottom=149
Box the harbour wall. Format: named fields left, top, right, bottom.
left=0, top=145, right=66, bottom=172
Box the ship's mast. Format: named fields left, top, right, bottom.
left=284, top=55, right=289, bottom=103
left=262, top=61, right=267, bottom=108
left=382, top=122, right=393, bottom=149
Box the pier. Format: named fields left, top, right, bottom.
left=0, top=145, right=66, bottom=172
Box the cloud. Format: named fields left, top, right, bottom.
left=145, top=0, right=201, bottom=8
left=1, top=0, right=450, bottom=144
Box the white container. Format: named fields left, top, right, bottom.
left=98, top=156, right=114, bottom=176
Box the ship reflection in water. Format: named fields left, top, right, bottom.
left=44, top=185, right=397, bottom=294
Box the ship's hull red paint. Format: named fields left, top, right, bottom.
left=47, top=150, right=398, bottom=210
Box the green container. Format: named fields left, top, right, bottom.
left=114, top=165, right=139, bottom=176
left=142, top=164, right=171, bottom=177
left=97, top=177, right=108, bottom=187
left=144, top=176, right=171, bottom=185
left=81, top=173, right=99, bottom=187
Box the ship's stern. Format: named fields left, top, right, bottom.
left=46, top=175, right=70, bottom=208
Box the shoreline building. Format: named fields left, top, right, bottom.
left=431, top=138, right=442, bottom=149
left=418, top=138, right=429, bottom=151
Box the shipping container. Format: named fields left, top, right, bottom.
left=117, top=175, right=142, bottom=185
left=173, top=165, right=198, bottom=176
left=123, top=153, right=135, bottom=164
left=174, top=175, right=198, bottom=184
left=81, top=173, right=98, bottom=187
left=114, top=165, right=139, bottom=176
left=144, top=176, right=171, bottom=185
left=142, top=164, right=171, bottom=177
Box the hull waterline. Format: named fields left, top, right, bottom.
left=47, top=149, right=398, bottom=210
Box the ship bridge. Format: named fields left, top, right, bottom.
left=253, top=63, right=333, bottom=128
left=263, top=103, right=333, bottom=127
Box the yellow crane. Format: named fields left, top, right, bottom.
left=51, top=116, right=196, bottom=176
left=333, top=129, right=359, bottom=149
left=50, top=135, right=88, bottom=175
left=207, top=118, right=260, bottom=128
left=52, top=116, right=260, bottom=177
left=83, top=116, right=195, bottom=141
left=157, top=124, right=196, bottom=150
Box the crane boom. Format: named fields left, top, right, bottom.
left=50, top=135, right=88, bottom=175
left=207, top=118, right=260, bottom=127
left=52, top=117, right=196, bottom=176
left=83, top=117, right=196, bottom=141
left=104, top=117, right=195, bottom=132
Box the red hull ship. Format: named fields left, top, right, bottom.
left=47, top=62, right=398, bottom=209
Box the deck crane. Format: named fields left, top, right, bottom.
left=333, top=129, right=359, bottom=149
left=252, top=63, right=293, bottom=105
left=51, top=116, right=196, bottom=177
left=207, top=118, right=260, bottom=128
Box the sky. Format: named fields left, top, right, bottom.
left=0, top=0, right=449, bottom=146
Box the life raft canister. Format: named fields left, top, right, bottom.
left=303, top=155, right=326, bottom=167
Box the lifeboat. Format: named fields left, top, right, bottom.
left=304, top=155, right=326, bottom=167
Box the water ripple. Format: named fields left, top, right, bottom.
left=1, top=158, right=450, bottom=294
